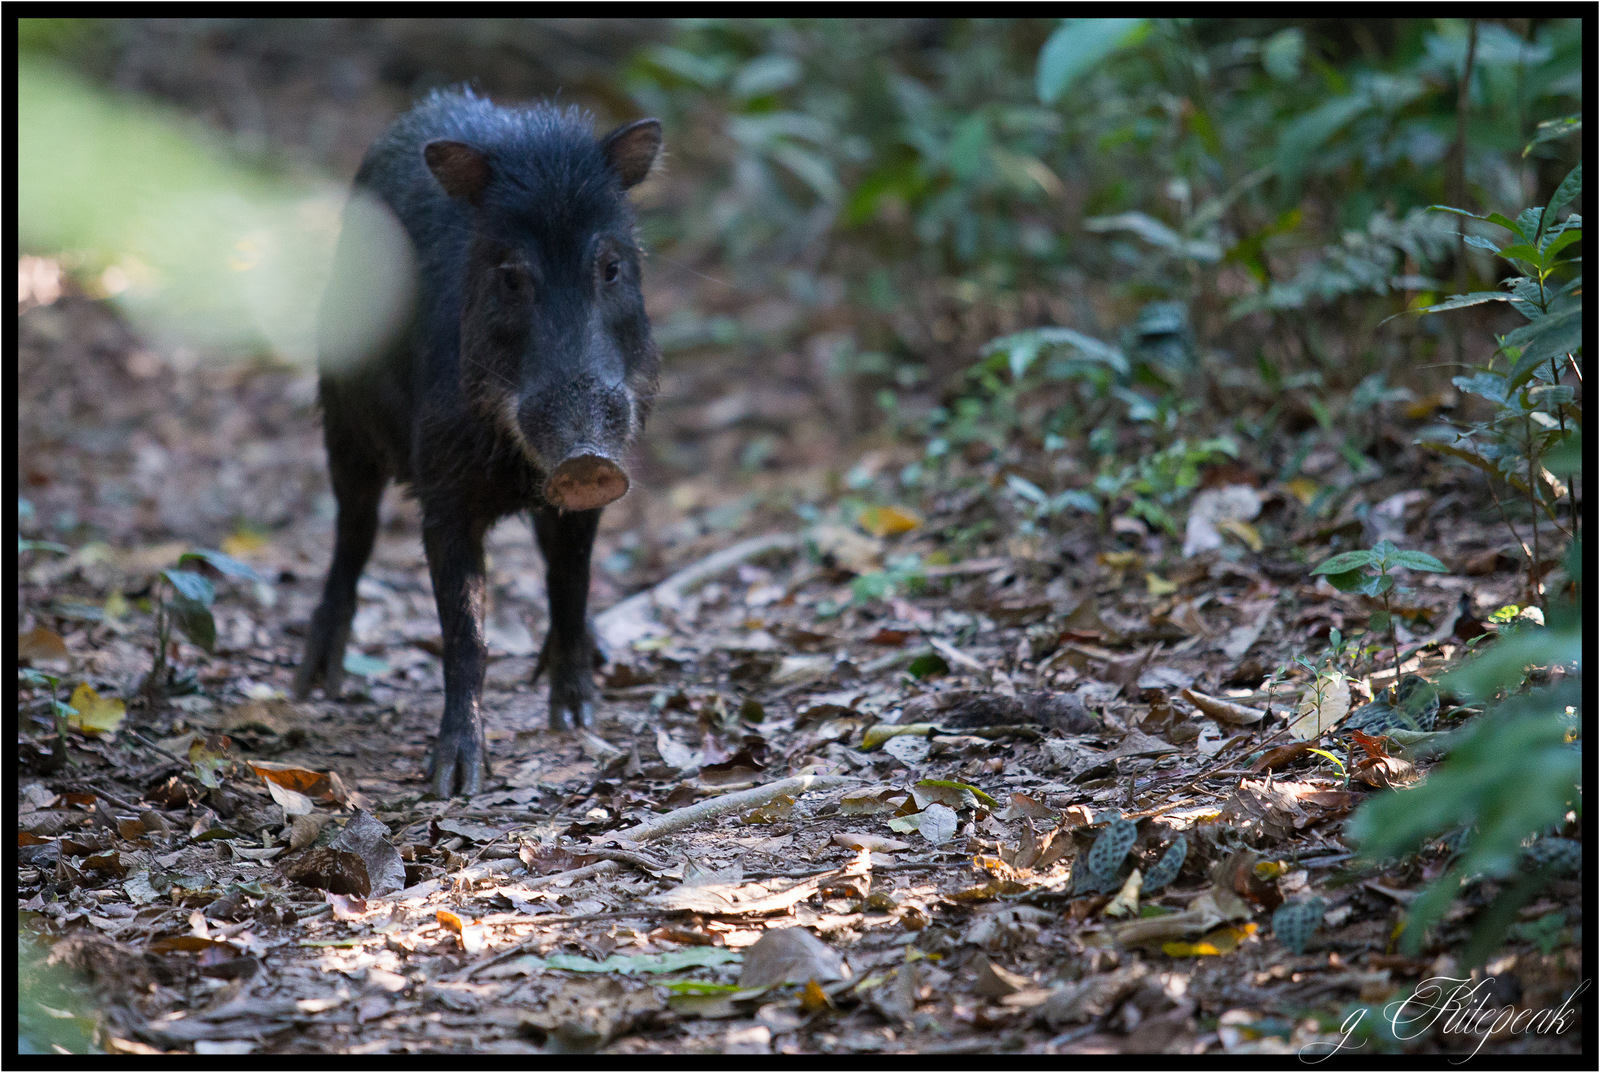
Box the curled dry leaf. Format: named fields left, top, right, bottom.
left=833, top=832, right=911, bottom=853
left=1181, top=688, right=1266, bottom=725
left=1353, top=755, right=1418, bottom=788
left=1103, top=868, right=1143, bottom=918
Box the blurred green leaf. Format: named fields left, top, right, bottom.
left=1036, top=18, right=1150, bottom=104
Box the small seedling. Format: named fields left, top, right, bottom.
left=1310, top=542, right=1447, bottom=694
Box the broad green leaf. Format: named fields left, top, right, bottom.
left=1443, top=627, right=1582, bottom=702
left=1261, top=28, right=1304, bottom=82
left=1389, top=550, right=1448, bottom=573
left=1515, top=207, right=1545, bottom=244
left=167, top=595, right=217, bottom=652
left=162, top=568, right=215, bottom=607
left=1037, top=18, right=1150, bottom=104
left=1385, top=291, right=1512, bottom=325
left=342, top=652, right=388, bottom=678
left=1356, top=573, right=1395, bottom=598
left=1523, top=115, right=1580, bottom=157
left=1428, top=204, right=1489, bottom=222
left=1545, top=429, right=1581, bottom=476
left=983, top=326, right=1128, bottom=377
left=179, top=548, right=268, bottom=583
left=1540, top=227, right=1583, bottom=261
left=1501, top=308, right=1581, bottom=387
left=1495, top=243, right=1545, bottom=270
left=1310, top=550, right=1377, bottom=575
left=1452, top=372, right=1508, bottom=403
left=1537, top=162, right=1582, bottom=236
left=1277, top=94, right=1370, bottom=189
left=1483, top=212, right=1525, bottom=238
left=1321, top=569, right=1366, bottom=594
left=1006, top=474, right=1048, bottom=505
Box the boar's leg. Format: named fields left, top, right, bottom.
left=423, top=507, right=492, bottom=797
left=296, top=443, right=386, bottom=702
left=532, top=506, right=601, bottom=731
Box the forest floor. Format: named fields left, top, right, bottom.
left=16, top=22, right=1584, bottom=1057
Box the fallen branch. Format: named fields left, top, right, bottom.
left=600, top=773, right=855, bottom=845
left=594, top=532, right=802, bottom=651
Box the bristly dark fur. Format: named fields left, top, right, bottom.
left=298, top=86, right=662, bottom=795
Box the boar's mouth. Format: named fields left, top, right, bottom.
left=544, top=451, right=629, bottom=511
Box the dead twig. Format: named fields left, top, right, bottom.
left=600, top=773, right=857, bottom=845
left=595, top=532, right=802, bottom=650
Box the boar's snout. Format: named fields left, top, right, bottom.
left=544, top=452, right=629, bottom=511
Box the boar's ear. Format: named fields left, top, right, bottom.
left=599, top=118, right=662, bottom=190
left=424, top=140, right=490, bottom=203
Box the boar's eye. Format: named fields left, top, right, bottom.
left=602, top=258, right=622, bottom=285
left=495, top=262, right=526, bottom=295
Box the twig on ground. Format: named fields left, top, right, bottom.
left=601, top=773, right=856, bottom=845
left=594, top=532, right=802, bottom=650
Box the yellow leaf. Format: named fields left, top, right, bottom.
left=67, top=683, right=125, bottom=735
left=858, top=505, right=921, bottom=538
left=862, top=723, right=936, bottom=750
left=1145, top=572, right=1177, bottom=596
left=1253, top=860, right=1289, bottom=880
left=1285, top=478, right=1319, bottom=506
left=1200, top=922, right=1257, bottom=953
left=800, top=978, right=832, bottom=1013
left=1216, top=519, right=1263, bottom=552
left=221, top=530, right=269, bottom=557
left=1404, top=394, right=1445, bottom=421
left=103, top=591, right=129, bottom=620
left=1099, top=551, right=1141, bottom=570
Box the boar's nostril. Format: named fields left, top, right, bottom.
left=544, top=453, right=629, bottom=511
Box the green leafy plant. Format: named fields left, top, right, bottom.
left=141, top=548, right=267, bottom=700
left=1406, top=156, right=1581, bottom=607
left=1310, top=541, right=1447, bottom=684
left=1346, top=606, right=1580, bottom=962
left=1344, top=118, right=1582, bottom=962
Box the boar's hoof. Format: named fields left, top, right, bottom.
left=545, top=453, right=629, bottom=511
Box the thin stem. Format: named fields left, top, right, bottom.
left=1554, top=355, right=1578, bottom=543
left=1527, top=414, right=1542, bottom=608
left=145, top=578, right=170, bottom=701
left=1384, top=584, right=1402, bottom=694
left=1449, top=18, right=1480, bottom=369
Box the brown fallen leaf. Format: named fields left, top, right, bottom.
left=437, top=909, right=485, bottom=953
left=1353, top=755, right=1418, bottom=788
left=737, top=926, right=849, bottom=988
left=973, top=955, right=1034, bottom=998
left=1250, top=741, right=1316, bottom=773
left=18, top=625, right=70, bottom=662
left=283, top=846, right=369, bottom=897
